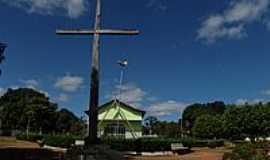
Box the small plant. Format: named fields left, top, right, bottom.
left=223, top=142, right=270, bottom=160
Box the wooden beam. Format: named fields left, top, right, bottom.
left=56, top=29, right=95, bottom=35
left=87, top=0, right=101, bottom=144
left=56, top=29, right=139, bottom=35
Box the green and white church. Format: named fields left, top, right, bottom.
left=97, top=99, right=145, bottom=139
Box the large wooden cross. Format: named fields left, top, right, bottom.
left=56, top=0, right=139, bottom=144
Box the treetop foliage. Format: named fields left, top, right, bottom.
left=0, top=88, right=84, bottom=135
left=183, top=101, right=270, bottom=140
left=182, top=101, right=226, bottom=130
left=144, top=101, right=270, bottom=140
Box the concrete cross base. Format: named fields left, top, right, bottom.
left=66, top=145, right=125, bottom=160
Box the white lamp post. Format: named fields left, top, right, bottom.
left=117, top=59, right=128, bottom=100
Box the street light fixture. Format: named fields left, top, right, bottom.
left=117, top=59, right=128, bottom=100
left=117, top=59, right=128, bottom=67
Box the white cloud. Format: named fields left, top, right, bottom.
left=146, top=0, right=168, bottom=11
left=19, top=79, right=49, bottom=96
left=263, top=89, right=270, bottom=95
left=147, top=100, right=188, bottom=117
left=20, top=79, right=39, bottom=89
left=109, top=84, right=147, bottom=107
left=39, top=89, right=49, bottom=97
left=57, top=93, right=70, bottom=102
left=236, top=98, right=266, bottom=105
left=1, top=0, right=87, bottom=18
left=108, top=83, right=188, bottom=118
left=9, top=86, right=19, bottom=90
left=198, top=0, right=270, bottom=43
left=0, top=85, right=49, bottom=98
left=147, top=96, right=158, bottom=102
left=55, top=75, right=84, bottom=92
left=236, top=98, right=249, bottom=105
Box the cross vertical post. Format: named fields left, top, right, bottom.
left=56, top=0, right=139, bottom=145
left=88, top=0, right=101, bottom=144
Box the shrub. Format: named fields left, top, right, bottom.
left=16, top=133, right=43, bottom=142
left=181, top=138, right=224, bottom=148
left=207, top=140, right=224, bottom=148
left=139, top=138, right=177, bottom=152
left=233, top=143, right=255, bottom=159
left=102, top=138, right=174, bottom=152
left=43, top=135, right=81, bottom=148
left=102, top=138, right=224, bottom=152
left=223, top=143, right=270, bottom=160
left=188, top=139, right=208, bottom=147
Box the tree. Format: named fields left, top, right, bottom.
left=144, top=117, right=181, bottom=138
left=222, top=105, right=244, bottom=140
left=182, top=103, right=207, bottom=131
left=192, top=114, right=224, bottom=139
left=56, top=109, right=82, bottom=134
left=0, top=88, right=85, bottom=135
left=223, top=103, right=270, bottom=140
left=144, top=116, right=158, bottom=135
left=0, top=88, right=58, bottom=134
left=182, top=101, right=226, bottom=132
left=151, top=121, right=181, bottom=138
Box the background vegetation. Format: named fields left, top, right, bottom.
left=1, top=87, right=270, bottom=151
left=0, top=88, right=85, bottom=136
left=144, top=101, right=270, bottom=141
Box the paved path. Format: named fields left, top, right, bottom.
left=128, top=148, right=227, bottom=160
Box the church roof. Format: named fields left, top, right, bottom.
left=85, top=99, right=146, bottom=117
left=99, top=99, right=146, bottom=115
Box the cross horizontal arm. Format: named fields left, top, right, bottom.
left=56, top=29, right=139, bottom=35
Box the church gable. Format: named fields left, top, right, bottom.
left=98, top=100, right=145, bottom=121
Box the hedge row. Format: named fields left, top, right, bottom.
left=102, top=138, right=224, bottom=152
left=16, top=133, right=224, bottom=150
left=16, top=133, right=82, bottom=148
left=43, top=135, right=79, bottom=148
left=103, top=138, right=174, bottom=152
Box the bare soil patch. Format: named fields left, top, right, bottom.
left=0, top=136, right=40, bottom=148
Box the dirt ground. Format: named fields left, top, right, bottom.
left=0, top=136, right=40, bottom=148
left=127, top=148, right=229, bottom=160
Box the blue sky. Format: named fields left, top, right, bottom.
left=1, top=0, right=270, bottom=121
